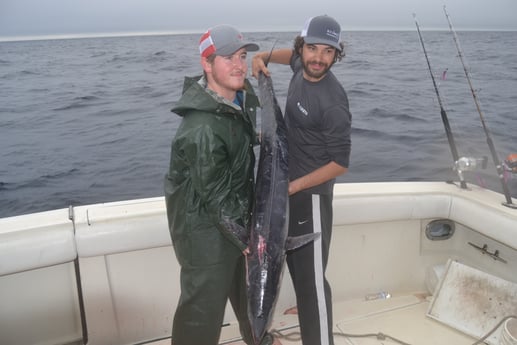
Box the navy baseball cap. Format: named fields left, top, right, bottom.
left=301, top=15, right=342, bottom=51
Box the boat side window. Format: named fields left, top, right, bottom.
left=425, top=219, right=455, bottom=241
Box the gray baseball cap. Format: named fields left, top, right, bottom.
left=300, top=15, right=342, bottom=51
left=199, top=25, right=259, bottom=58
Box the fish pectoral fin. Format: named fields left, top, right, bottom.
left=220, top=218, right=249, bottom=248
left=285, top=233, right=321, bottom=251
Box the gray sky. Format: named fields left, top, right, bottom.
left=1, top=0, right=516, bottom=40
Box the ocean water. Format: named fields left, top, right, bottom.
left=1, top=31, right=516, bottom=218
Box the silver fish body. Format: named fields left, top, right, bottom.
left=247, top=72, right=289, bottom=343
left=247, top=73, right=319, bottom=344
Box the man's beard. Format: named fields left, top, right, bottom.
left=302, top=56, right=332, bottom=80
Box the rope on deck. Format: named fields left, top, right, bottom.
left=270, top=329, right=412, bottom=345
left=272, top=315, right=517, bottom=345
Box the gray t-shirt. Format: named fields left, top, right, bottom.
left=286, top=54, right=352, bottom=195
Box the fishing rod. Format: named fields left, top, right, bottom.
left=264, top=39, right=278, bottom=67
left=413, top=13, right=467, bottom=189
left=443, top=6, right=516, bottom=208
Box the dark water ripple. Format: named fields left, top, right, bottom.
left=1, top=31, right=516, bottom=218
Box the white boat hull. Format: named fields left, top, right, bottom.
left=1, top=182, right=516, bottom=345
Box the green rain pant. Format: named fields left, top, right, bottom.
left=172, top=253, right=258, bottom=345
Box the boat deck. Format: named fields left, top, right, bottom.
left=149, top=292, right=477, bottom=345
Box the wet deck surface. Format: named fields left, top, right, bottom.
left=148, top=292, right=478, bottom=345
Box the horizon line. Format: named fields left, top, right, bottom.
left=1, top=27, right=515, bottom=43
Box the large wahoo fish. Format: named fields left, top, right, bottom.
left=245, top=73, right=319, bottom=344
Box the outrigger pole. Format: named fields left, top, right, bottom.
left=413, top=13, right=468, bottom=189
left=443, top=6, right=516, bottom=208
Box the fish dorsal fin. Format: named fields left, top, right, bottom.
left=285, top=233, right=320, bottom=252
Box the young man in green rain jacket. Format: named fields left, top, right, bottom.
left=164, top=24, right=279, bottom=345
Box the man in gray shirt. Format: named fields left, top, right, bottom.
left=252, top=15, right=351, bottom=345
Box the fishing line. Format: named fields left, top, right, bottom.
left=269, top=328, right=412, bottom=345
left=268, top=316, right=517, bottom=345
left=413, top=13, right=467, bottom=189
left=443, top=6, right=516, bottom=208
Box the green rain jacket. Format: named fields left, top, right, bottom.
left=164, top=76, right=259, bottom=267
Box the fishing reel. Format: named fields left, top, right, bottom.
left=453, top=156, right=488, bottom=172
left=453, top=156, right=487, bottom=182
left=504, top=153, right=517, bottom=174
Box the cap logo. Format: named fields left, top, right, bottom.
left=326, top=29, right=339, bottom=40
left=199, top=30, right=216, bottom=58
